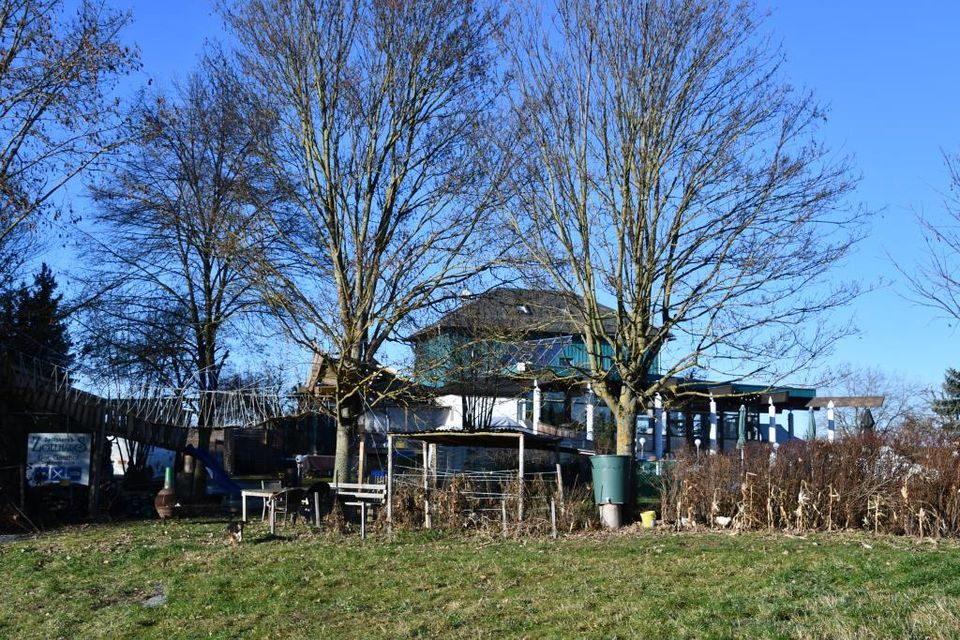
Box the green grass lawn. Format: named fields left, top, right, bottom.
left=3, top=519, right=960, bottom=639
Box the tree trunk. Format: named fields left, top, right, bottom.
left=615, top=403, right=637, bottom=457
left=333, top=393, right=360, bottom=484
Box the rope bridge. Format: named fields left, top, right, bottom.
left=0, top=349, right=313, bottom=451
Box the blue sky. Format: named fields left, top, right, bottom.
left=765, top=1, right=960, bottom=387
left=56, top=1, right=959, bottom=388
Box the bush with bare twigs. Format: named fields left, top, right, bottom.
left=660, top=425, right=960, bottom=537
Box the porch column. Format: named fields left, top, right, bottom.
left=653, top=393, right=664, bottom=460
left=768, top=397, right=777, bottom=445
left=709, top=396, right=718, bottom=454
left=585, top=383, right=595, bottom=443
left=645, top=407, right=655, bottom=458
left=827, top=400, right=836, bottom=442
left=532, top=380, right=541, bottom=434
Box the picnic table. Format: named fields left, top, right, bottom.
left=242, top=482, right=387, bottom=536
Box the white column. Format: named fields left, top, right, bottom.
left=653, top=393, right=664, bottom=459
left=532, top=379, right=541, bottom=433
left=709, top=395, right=718, bottom=454
left=827, top=400, right=836, bottom=442
left=585, top=383, right=595, bottom=443
left=768, top=397, right=777, bottom=445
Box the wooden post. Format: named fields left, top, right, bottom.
left=358, top=434, right=366, bottom=483
left=19, top=465, right=26, bottom=509
left=87, top=418, right=105, bottom=517
left=386, top=434, right=394, bottom=529
left=429, top=443, right=438, bottom=487
left=518, top=432, right=525, bottom=522
left=555, top=461, right=564, bottom=514
left=422, top=442, right=431, bottom=529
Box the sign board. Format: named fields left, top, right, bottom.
left=26, top=433, right=91, bottom=487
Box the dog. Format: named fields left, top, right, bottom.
left=226, top=520, right=245, bottom=546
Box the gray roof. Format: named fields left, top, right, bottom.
left=408, top=288, right=618, bottom=341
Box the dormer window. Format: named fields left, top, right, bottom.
left=518, top=304, right=531, bottom=315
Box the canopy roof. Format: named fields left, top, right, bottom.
left=388, top=426, right=586, bottom=453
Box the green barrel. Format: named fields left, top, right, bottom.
left=591, top=455, right=631, bottom=505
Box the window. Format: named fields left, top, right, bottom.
left=668, top=411, right=685, bottom=437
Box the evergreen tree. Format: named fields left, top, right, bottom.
left=0, top=264, right=73, bottom=368
left=933, top=368, right=960, bottom=428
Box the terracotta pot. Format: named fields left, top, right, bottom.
left=155, top=467, right=176, bottom=519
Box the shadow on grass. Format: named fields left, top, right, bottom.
left=250, top=534, right=295, bottom=544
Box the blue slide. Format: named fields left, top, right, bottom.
left=184, top=445, right=243, bottom=497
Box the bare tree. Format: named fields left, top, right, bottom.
left=223, top=0, right=507, bottom=482
left=828, top=364, right=930, bottom=434
left=899, top=152, right=960, bottom=324
left=78, top=57, right=281, bottom=493
left=0, top=0, right=137, bottom=274
left=502, top=0, right=864, bottom=455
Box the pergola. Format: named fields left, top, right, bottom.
left=384, top=427, right=584, bottom=527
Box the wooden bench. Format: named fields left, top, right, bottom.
left=329, top=482, right=386, bottom=538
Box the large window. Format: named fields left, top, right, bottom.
left=667, top=411, right=685, bottom=437
left=721, top=411, right=760, bottom=440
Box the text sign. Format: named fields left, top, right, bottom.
left=26, top=433, right=91, bottom=487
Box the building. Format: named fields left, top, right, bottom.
left=403, top=288, right=816, bottom=456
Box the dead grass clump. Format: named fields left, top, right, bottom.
left=660, top=431, right=960, bottom=537
left=384, top=472, right=598, bottom=536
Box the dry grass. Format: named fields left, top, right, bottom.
left=661, top=431, right=960, bottom=537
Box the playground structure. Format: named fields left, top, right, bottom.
left=0, top=348, right=317, bottom=514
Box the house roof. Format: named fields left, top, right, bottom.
left=407, top=288, right=619, bottom=342
left=300, top=352, right=434, bottom=405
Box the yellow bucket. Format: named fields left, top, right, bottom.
left=641, top=510, right=656, bottom=528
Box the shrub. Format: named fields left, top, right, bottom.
left=659, top=429, right=960, bottom=537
